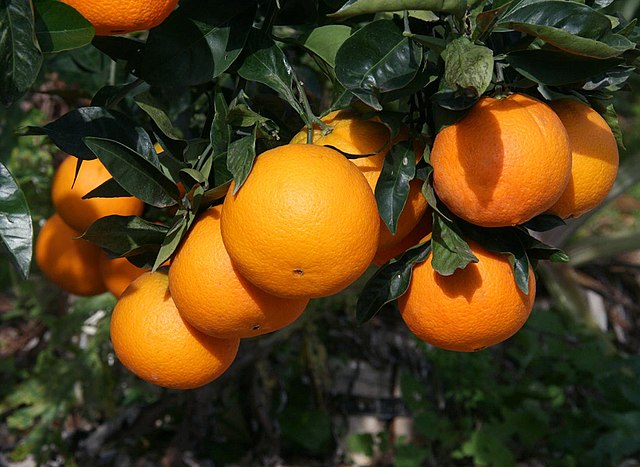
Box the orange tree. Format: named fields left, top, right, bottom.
left=2, top=0, right=640, bottom=462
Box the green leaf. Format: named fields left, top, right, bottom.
left=298, top=25, right=353, bottom=68
left=356, top=241, right=431, bottom=325
left=227, top=128, right=257, bottom=195
left=211, top=91, right=231, bottom=157
left=335, top=20, right=422, bottom=110
left=522, top=213, right=565, bottom=232
left=441, top=37, right=493, bottom=97
left=517, top=229, right=569, bottom=263
left=134, top=92, right=185, bottom=142
left=84, top=137, right=179, bottom=208
left=81, top=215, right=168, bottom=257
left=33, top=0, right=93, bottom=53
left=328, top=0, right=467, bottom=19
left=431, top=212, right=478, bottom=276
left=375, top=141, right=416, bottom=235
left=0, top=0, right=43, bottom=106
left=82, top=178, right=131, bottom=199
left=237, top=31, right=306, bottom=117
left=153, top=210, right=196, bottom=270
left=134, top=1, right=255, bottom=86
left=590, top=100, right=625, bottom=149
left=0, top=162, right=32, bottom=280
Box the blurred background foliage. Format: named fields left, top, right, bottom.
left=3, top=0, right=640, bottom=465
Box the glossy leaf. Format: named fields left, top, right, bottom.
left=517, top=229, right=569, bottom=263
left=82, top=178, right=132, bottom=199
left=211, top=91, right=231, bottom=157
left=375, top=141, right=416, bottom=235
left=0, top=162, right=32, bottom=279
left=441, top=37, right=493, bottom=97
left=134, top=0, right=255, bottom=86
left=81, top=215, right=168, bottom=257
left=329, top=0, right=467, bottom=19
left=227, top=128, right=257, bottom=194
left=153, top=210, right=196, bottom=270
left=33, top=0, right=93, bottom=53
left=298, top=25, right=352, bottom=68
left=84, top=137, right=179, bottom=208
left=522, top=213, right=565, bottom=232
left=356, top=241, right=431, bottom=325
left=0, top=0, right=43, bottom=106
left=134, top=92, right=185, bottom=142
left=431, top=212, right=478, bottom=276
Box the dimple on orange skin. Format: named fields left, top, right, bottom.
left=35, top=213, right=107, bottom=296
left=431, top=94, right=572, bottom=227
left=51, top=156, right=145, bottom=233
left=398, top=241, right=536, bottom=352
left=59, top=0, right=179, bottom=36
left=221, top=144, right=380, bottom=299
left=547, top=99, right=620, bottom=219
left=169, top=205, right=309, bottom=339
left=110, top=271, right=240, bottom=390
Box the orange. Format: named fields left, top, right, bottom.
left=547, top=99, right=619, bottom=219
left=59, top=0, right=178, bottom=36
left=398, top=240, right=536, bottom=352
left=373, top=210, right=433, bottom=266
left=99, top=255, right=148, bottom=298
left=431, top=93, right=572, bottom=227
left=169, top=206, right=309, bottom=339
left=291, top=110, right=428, bottom=251
left=35, top=213, right=107, bottom=296
left=51, top=156, right=145, bottom=233
left=110, top=271, right=240, bottom=389
left=221, top=144, right=379, bottom=299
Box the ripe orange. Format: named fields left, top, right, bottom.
left=169, top=206, right=309, bottom=339
left=99, top=255, right=148, bottom=298
left=373, top=210, right=433, bottom=266
left=547, top=99, right=619, bottom=219
left=59, top=0, right=178, bottom=36
left=291, top=110, right=428, bottom=251
left=221, top=144, right=380, bottom=299
left=35, top=213, right=107, bottom=296
left=398, top=241, right=536, bottom=352
left=431, top=93, right=572, bottom=227
left=110, top=271, right=240, bottom=389
left=51, top=156, right=145, bottom=233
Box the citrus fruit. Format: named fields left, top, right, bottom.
left=169, top=206, right=309, bottom=339
left=431, top=93, right=572, bottom=227
left=99, top=255, right=148, bottom=298
left=398, top=240, right=536, bottom=352
left=59, top=0, right=178, bottom=36
left=35, top=213, right=107, bottom=296
left=51, top=156, right=145, bottom=233
left=291, top=110, right=428, bottom=252
left=373, top=210, right=433, bottom=266
left=110, top=271, right=240, bottom=389
left=221, top=144, right=380, bottom=299
left=547, top=99, right=619, bottom=219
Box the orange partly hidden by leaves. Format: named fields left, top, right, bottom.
left=431, top=93, right=572, bottom=227
left=51, top=156, right=145, bottom=233
left=373, top=210, right=433, bottom=266
left=110, top=271, right=240, bottom=389
left=59, top=0, right=178, bottom=36
left=398, top=240, right=536, bottom=352
left=547, top=98, right=619, bottom=219
left=291, top=110, right=428, bottom=251
left=99, top=255, right=149, bottom=298
left=35, top=213, right=107, bottom=296
left=221, top=144, right=379, bottom=299
left=169, top=205, right=309, bottom=339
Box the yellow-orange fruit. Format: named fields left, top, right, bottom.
left=398, top=241, right=536, bottom=352
left=431, top=93, right=572, bottom=227
left=547, top=99, right=619, bottom=219
left=99, top=255, right=148, bottom=298
left=51, top=156, right=144, bottom=233
left=169, top=206, right=309, bottom=339
left=221, top=144, right=379, bottom=299
left=35, top=213, right=107, bottom=296
left=59, top=0, right=178, bottom=36
left=110, top=271, right=240, bottom=389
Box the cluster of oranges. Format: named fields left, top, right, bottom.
left=36, top=93, right=619, bottom=389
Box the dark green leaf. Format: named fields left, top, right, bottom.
left=82, top=178, right=131, bottom=199
left=227, top=128, right=257, bottom=194
left=211, top=91, right=231, bottom=158
left=134, top=1, right=255, bottom=86
left=298, top=25, right=353, bottom=68
left=522, top=213, right=565, bottom=232
left=404, top=33, right=447, bottom=55
left=33, top=0, right=93, bottom=53
left=441, top=37, right=493, bottom=97
left=134, top=92, right=185, bottom=142
left=328, top=0, right=467, bottom=19
left=153, top=210, right=196, bottom=270
left=431, top=87, right=479, bottom=110
left=84, top=137, right=179, bottom=208
left=375, top=141, right=416, bottom=235
left=0, top=0, right=43, bottom=106
left=81, top=215, right=168, bottom=257
left=517, top=229, right=569, bottom=263
left=590, top=100, right=625, bottom=149
left=583, top=66, right=634, bottom=92
left=335, top=20, right=422, bottom=110
left=356, top=241, right=431, bottom=325
left=0, top=162, right=32, bottom=279
left=431, top=212, right=478, bottom=276
left=91, top=35, right=144, bottom=62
